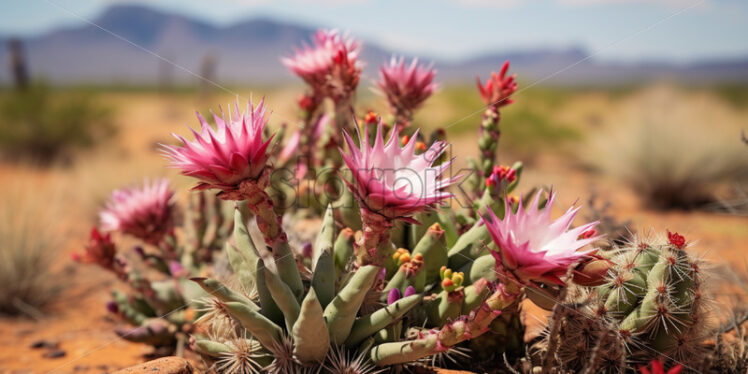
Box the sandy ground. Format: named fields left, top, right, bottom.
left=0, top=90, right=746, bottom=373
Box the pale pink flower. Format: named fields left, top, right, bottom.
left=340, top=123, right=458, bottom=222
left=282, top=29, right=362, bottom=101
left=161, top=99, right=274, bottom=200
left=100, top=179, right=176, bottom=245
left=476, top=61, right=517, bottom=108
left=483, top=190, right=600, bottom=286
left=375, top=56, right=437, bottom=123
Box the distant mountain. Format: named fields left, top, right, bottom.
left=1, top=4, right=747, bottom=86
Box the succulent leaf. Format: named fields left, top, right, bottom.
left=292, top=288, right=330, bottom=363
left=324, top=265, right=381, bottom=343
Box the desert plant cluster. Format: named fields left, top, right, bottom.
left=68, top=29, right=748, bottom=373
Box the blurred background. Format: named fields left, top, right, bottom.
left=0, top=0, right=746, bottom=372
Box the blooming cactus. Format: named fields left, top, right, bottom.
left=476, top=60, right=517, bottom=109
left=282, top=29, right=362, bottom=102
left=100, top=178, right=176, bottom=245
left=341, top=123, right=457, bottom=222
left=341, top=123, right=458, bottom=265
left=483, top=190, right=600, bottom=286
left=162, top=99, right=273, bottom=201
left=375, top=56, right=437, bottom=126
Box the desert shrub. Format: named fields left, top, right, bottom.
left=0, top=84, right=115, bottom=164
left=0, top=185, right=65, bottom=316
left=589, top=85, right=748, bottom=210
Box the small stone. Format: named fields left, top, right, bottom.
left=42, top=349, right=67, bottom=359
left=112, top=357, right=193, bottom=374
left=30, top=339, right=59, bottom=349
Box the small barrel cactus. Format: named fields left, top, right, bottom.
left=533, top=232, right=712, bottom=371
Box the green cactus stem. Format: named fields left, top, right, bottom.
left=370, top=282, right=521, bottom=366
left=224, top=301, right=283, bottom=349
left=292, top=288, right=330, bottom=363
left=385, top=251, right=426, bottom=294
left=333, top=228, right=355, bottom=277
left=346, top=294, right=422, bottom=346
left=447, top=223, right=491, bottom=270
left=412, top=223, right=448, bottom=284
left=312, top=206, right=337, bottom=308
left=324, top=265, right=381, bottom=343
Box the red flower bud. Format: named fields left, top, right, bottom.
left=667, top=230, right=686, bottom=249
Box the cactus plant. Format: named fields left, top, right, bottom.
left=68, top=26, right=748, bottom=373
left=74, top=182, right=232, bottom=350
left=531, top=232, right=712, bottom=372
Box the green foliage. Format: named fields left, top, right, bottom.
left=0, top=84, right=114, bottom=164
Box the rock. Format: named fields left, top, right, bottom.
left=112, top=357, right=193, bottom=374
left=42, top=349, right=66, bottom=358
left=30, top=339, right=59, bottom=349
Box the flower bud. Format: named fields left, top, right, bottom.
left=572, top=258, right=613, bottom=287
left=387, top=288, right=402, bottom=305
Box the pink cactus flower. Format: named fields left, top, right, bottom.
left=100, top=179, right=176, bottom=245
left=162, top=99, right=274, bottom=200
left=483, top=190, right=600, bottom=286
left=341, top=123, right=459, bottom=266
left=341, top=122, right=458, bottom=222
left=476, top=61, right=517, bottom=108
left=375, top=56, right=437, bottom=125
left=282, top=29, right=362, bottom=102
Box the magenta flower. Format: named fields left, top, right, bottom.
left=282, top=29, right=362, bottom=102
left=162, top=100, right=274, bottom=200
left=483, top=190, right=600, bottom=286
left=341, top=123, right=458, bottom=222
left=341, top=123, right=459, bottom=266
left=72, top=227, right=117, bottom=271
left=375, top=56, right=437, bottom=125
left=100, top=179, right=176, bottom=245
left=476, top=61, right=517, bottom=108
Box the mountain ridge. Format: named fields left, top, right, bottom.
left=1, top=4, right=747, bottom=85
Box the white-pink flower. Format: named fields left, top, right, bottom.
left=161, top=99, right=274, bottom=200
left=341, top=123, right=458, bottom=221
left=282, top=29, right=362, bottom=101
left=483, top=190, right=600, bottom=286
left=100, top=179, right=176, bottom=245
left=376, top=56, right=437, bottom=122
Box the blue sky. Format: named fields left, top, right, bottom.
left=1, top=0, right=747, bottom=62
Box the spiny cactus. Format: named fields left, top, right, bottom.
left=191, top=206, right=424, bottom=372
left=74, top=185, right=232, bottom=349
left=532, top=232, right=713, bottom=371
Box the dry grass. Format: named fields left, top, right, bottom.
left=586, top=84, right=748, bottom=210
left=0, top=178, right=67, bottom=317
